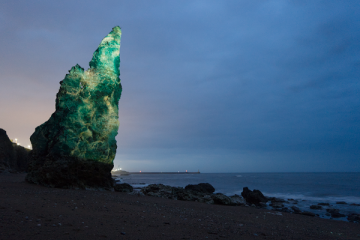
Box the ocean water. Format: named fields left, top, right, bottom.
left=115, top=172, right=360, bottom=221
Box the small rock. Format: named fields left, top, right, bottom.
left=347, top=213, right=360, bottom=222
left=211, top=193, right=232, bottom=205
left=301, top=211, right=315, bottom=217
left=291, top=206, right=301, bottom=213
left=350, top=203, right=360, bottom=206
left=229, top=194, right=246, bottom=206
left=270, top=202, right=284, bottom=208
left=318, top=203, right=330, bottom=206
left=241, top=187, right=268, bottom=205
left=310, top=205, right=322, bottom=210
left=336, top=201, right=347, bottom=204
left=326, top=208, right=345, bottom=218
left=258, top=202, right=267, bottom=208
left=279, top=207, right=291, bottom=213
left=121, top=232, right=126, bottom=235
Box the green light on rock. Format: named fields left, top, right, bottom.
left=26, top=27, right=122, bottom=189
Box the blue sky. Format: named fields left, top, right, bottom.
left=0, top=0, right=359, bottom=172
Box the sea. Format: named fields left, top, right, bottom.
left=114, top=172, right=360, bottom=222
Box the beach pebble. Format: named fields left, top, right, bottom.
left=121, top=232, right=126, bottom=235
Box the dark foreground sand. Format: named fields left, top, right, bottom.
left=1, top=174, right=359, bottom=240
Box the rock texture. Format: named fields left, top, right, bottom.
left=184, top=183, right=215, bottom=194
left=0, top=129, right=30, bottom=173
left=241, top=187, right=268, bottom=206
left=114, top=183, right=133, bottom=192
left=140, top=183, right=246, bottom=206
left=26, top=27, right=122, bottom=189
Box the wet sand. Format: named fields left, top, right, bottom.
left=1, top=173, right=359, bottom=240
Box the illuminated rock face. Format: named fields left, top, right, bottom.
left=26, top=27, right=122, bottom=189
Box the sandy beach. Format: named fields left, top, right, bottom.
left=1, top=173, right=359, bottom=240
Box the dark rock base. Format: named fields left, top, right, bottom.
left=26, top=155, right=114, bottom=189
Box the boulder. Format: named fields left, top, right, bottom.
left=141, top=184, right=184, bottom=200
left=229, top=194, right=246, bottom=206
left=270, top=201, right=284, bottom=208
left=211, top=193, right=232, bottom=205
left=310, top=205, right=322, bottom=210
left=347, top=213, right=360, bottom=223
left=26, top=27, right=122, bottom=189
left=0, top=128, right=30, bottom=173
left=258, top=202, right=267, bottom=208
left=241, top=187, right=268, bottom=205
left=301, top=211, right=315, bottom=217
left=326, top=208, right=346, bottom=218
left=114, top=183, right=133, bottom=192
left=291, top=206, right=301, bottom=213
left=185, top=183, right=215, bottom=194
left=350, top=203, right=360, bottom=206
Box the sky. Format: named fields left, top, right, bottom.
left=0, top=0, right=359, bottom=172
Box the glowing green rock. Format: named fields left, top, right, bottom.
left=26, top=27, right=122, bottom=189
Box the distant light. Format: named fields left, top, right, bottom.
left=28, top=145, right=31, bottom=149
left=17, top=143, right=20, bottom=146
left=186, top=170, right=187, bottom=172
left=15, top=138, right=18, bottom=143
left=140, top=170, right=141, bottom=173
left=120, top=168, right=122, bottom=170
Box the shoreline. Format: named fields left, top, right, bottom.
left=1, top=173, right=359, bottom=239
left=113, top=174, right=360, bottom=223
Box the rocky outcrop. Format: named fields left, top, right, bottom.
left=185, top=183, right=215, bottom=194
left=0, top=129, right=30, bottom=173
left=241, top=187, right=268, bottom=206
left=326, top=208, right=346, bottom=218
left=140, top=183, right=245, bottom=206
left=26, top=27, right=122, bottom=189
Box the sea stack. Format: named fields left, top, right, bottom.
left=26, top=27, right=122, bottom=189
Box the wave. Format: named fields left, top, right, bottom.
left=261, top=192, right=360, bottom=204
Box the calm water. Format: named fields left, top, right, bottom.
left=115, top=172, right=360, bottom=221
